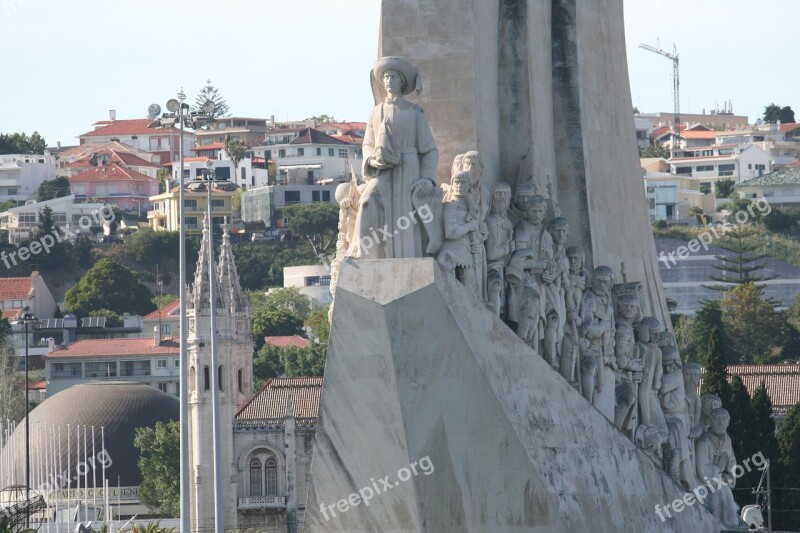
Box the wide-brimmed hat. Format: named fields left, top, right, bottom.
left=370, top=56, right=422, bottom=103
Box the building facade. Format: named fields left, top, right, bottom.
left=148, top=182, right=237, bottom=235
left=0, top=153, right=58, bottom=202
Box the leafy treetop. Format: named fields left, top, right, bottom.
left=0, top=132, right=47, bottom=155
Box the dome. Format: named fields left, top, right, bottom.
left=0, top=381, right=178, bottom=491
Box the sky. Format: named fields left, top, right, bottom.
left=0, top=0, right=796, bottom=147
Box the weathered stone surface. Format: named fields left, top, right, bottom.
left=305, top=258, right=720, bottom=532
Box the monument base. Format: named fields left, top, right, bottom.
left=305, top=258, right=720, bottom=532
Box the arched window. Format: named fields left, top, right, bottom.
left=249, top=459, right=262, bottom=497
left=218, top=365, right=224, bottom=391
left=238, top=369, right=243, bottom=393
left=265, top=458, right=278, bottom=496
left=203, top=366, right=210, bottom=391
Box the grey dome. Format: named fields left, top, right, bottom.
left=1, top=381, right=178, bottom=490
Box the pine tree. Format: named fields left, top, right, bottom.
left=700, top=326, right=731, bottom=403
left=751, top=381, right=779, bottom=464
left=703, top=225, right=778, bottom=305
left=690, top=300, right=725, bottom=363
left=193, top=79, right=230, bottom=118
left=720, top=283, right=785, bottom=364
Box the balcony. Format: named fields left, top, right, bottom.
left=238, top=496, right=286, bottom=510
left=120, top=369, right=150, bottom=377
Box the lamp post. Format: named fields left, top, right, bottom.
left=16, top=312, right=39, bottom=527
left=199, top=160, right=225, bottom=533
left=149, top=94, right=214, bottom=533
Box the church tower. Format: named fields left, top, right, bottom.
left=187, top=217, right=253, bottom=532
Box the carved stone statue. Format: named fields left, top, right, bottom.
left=683, top=362, right=703, bottom=465
left=507, top=180, right=538, bottom=227
left=461, top=151, right=488, bottom=299
left=438, top=171, right=482, bottom=297
left=695, top=408, right=741, bottom=527
left=613, top=294, right=644, bottom=438
left=351, top=56, right=439, bottom=259
left=579, top=266, right=616, bottom=418
left=560, top=246, right=587, bottom=386
left=484, top=182, right=514, bottom=318
left=506, top=194, right=552, bottom=348
left=542, top=217, right=570, bottom=370
left=700, top=393, right=722, bottom=432
left=659, top=346, right=694, bottom=490
left=516, top=282, right=543, bottom=354
left=637, top=317, right=664, bottom=428
left=330, top=174, right=361, bottom=299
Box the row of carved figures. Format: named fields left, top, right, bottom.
left=330, top=150, right=741, bottom=527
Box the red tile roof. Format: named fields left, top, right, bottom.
left=236, top=376, right=322, bottom=419
left=700, top=364, right=800, bottom=416
left=0, top=276, right=33, bottom=300
left=68, top=163, right=159, bottom=183
left=192, top=142, right=225, bottom=151
left=681, top=130, right=718, bottom=139
left=316, top=121, right=367, bottom=132
left=46, top=337, right=180, bottom=358
left=264, top=335, right=311, bottom=348
left=3, top=310, right=21, bottom=319
left=779, top=122, right=800, bottom=133
left=787, top=160, right=800, bottom=168
left=332, top=134, right=362, bottom=143
left=290, top=128, right=348, bottom=146
left=144, top=299, right=180, bottom=320
left=79, top=118, right=178, bottom=138
left=28, top=380, right=46, bottom=390
left=65, top=150, right=158, bottom=170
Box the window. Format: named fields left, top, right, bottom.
left=51, top=362, right=82, bottom=378
left=203, top=366, right=210, bottom=391
left=218, top=365, right=224, bottom=391
left=695, top=165, right=714, bottom=172
left=12, top=300, right=22, bottom=308
left=265, top=150, right=271, bottom=160
left=161, top=324, right=171, bottom=334
left=284, top=191, right=300, bottom=204
left=157, top=359, right=167, bottom=368
left=184, top=199, right=197, bottom=209
left=675, top=167, right=692, bottom=175
left=250, top=459, right=263, bottom=497
left=265, top=459, right=278, bottom=495
left=85, top=361, right=116, bottom=377
left=157, top=382, right=168, bottom=393
left=238, top=369, right=243, bottom=393
left=322, top=191, right=330, bottom=202
left=175, top=358, right=180, bottom=367
left=7, top=189, right=17, bottom=196
left=718, top=164, right=735, bottom=177
left=312, top=191, right=320, bottom=202
left=278, top=149, right=286, bottom=158
left=212, top=216, right=226, bottom=226
left=241, top=167, right=246, bottom=181
left=316, top=148, right=322, bottom=156
left=297, top=148, right=304, bottom=157
left=211, top=199, right=225, bottom=209
left=185, top=216, right=198, bottom=228
left=338, top=149, right=348, bottom=158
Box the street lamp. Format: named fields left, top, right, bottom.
left=148, top=94, right=214, bottom=533
left=199, top=159, right=227, bottom=533
left=15, top=311, right=39, bottom=527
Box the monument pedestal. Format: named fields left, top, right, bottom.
left=305, top=258, right=720, bottom=532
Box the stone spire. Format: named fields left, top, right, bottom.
left=190, top=214, right=222, bottom=314
left=216, top=219, right=245, bottom=312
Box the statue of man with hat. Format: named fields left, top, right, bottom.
left=350, top=56, right=440, bottom=259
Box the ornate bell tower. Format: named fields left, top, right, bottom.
left=187, top=217, right=253, bottom=532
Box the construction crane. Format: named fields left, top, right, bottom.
left=639, top=40, right=680, bottom=130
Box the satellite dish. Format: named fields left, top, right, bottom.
left=218, top=123, right=226, bottom=130
left=202, top=100, right=215, bottom=114
left=166, top=99, right=181, bottom=113
left=148, top=103, right=161, bottom=119
left=756, top=118, right=764, bottom=126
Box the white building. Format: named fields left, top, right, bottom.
left=0, top=194, right=108, bottom=244
left=633, top=116, right=652, bottom=151
left=0, top=153, right=58, bottom=202
left=240, top=182, right=339, bottom=230
left=283, top=264, right=332, bottom=307
left=252, top=128, right=361, bottom=185
left=668, top=144, right=771, bottom=186
left=170, top=155, right=269, bottom=190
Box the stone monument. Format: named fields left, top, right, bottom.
left=306, top=1, right=735, bottom=531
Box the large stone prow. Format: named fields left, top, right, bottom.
left=304, top=258, right=720, bottom=532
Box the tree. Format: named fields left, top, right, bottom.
left=0, top=132, right=47, bottom=155
left=640, top=142, right=669, bottom=159
left=35, top=176, right=71, bottom=202
left=700, top=327, right=731, bottom=402
left=726, top=376, right=760, bottom=507
left=134, top=421, right=180, bottom=517
left=714, top=178, right=735, bottom=198
left=263, top=287, right=311, bottom=320
left=253, top=343, right=326, bottom=389
left=762, top=209, right=797, bottom=233
left=65, top=258, right=156, bottom=317
left=232, top=241, right=318, bottom=290
left=720, top=283, right=784, bottom=363
left=193, top=79, right=230, bottom=119
left=223, top=137, right=248, bottom=181
left=285, top=203, right=339, bottom=258
left=703, top=225, right=777, bottom=299
left=31, top=205, right=73, bottom=269
left=763, top=103, right=796, bottom=125
left=307, top=305, right=330, bottom=344
left=125, top=229, right=198, bottom=269
left=689, top=300, right=725, bottom=363
left=252, top=307, right=304, bottom=345
left=751, top=381, right=779, bottom=470
left=775, top=402, right=800, bottom=531
left=0, top=317, right=24, bottom=423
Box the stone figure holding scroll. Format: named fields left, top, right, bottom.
left=351, top=56, right=439, bottom=259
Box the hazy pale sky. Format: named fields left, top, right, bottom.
left=0, top=0, right=795, bottom=147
